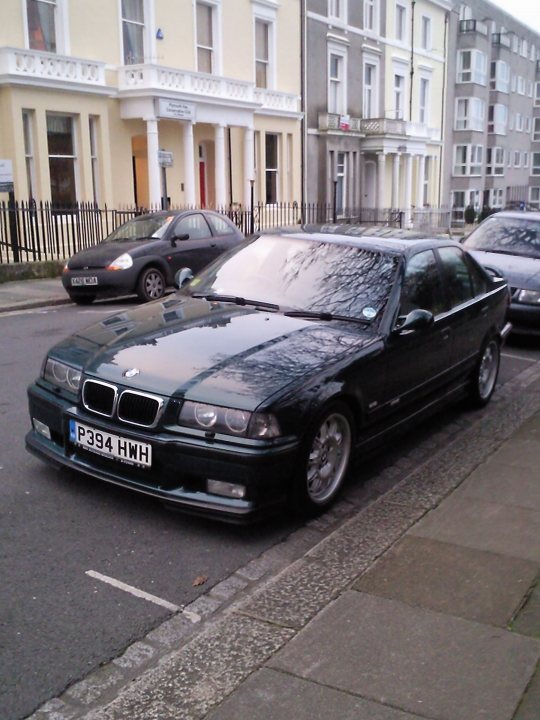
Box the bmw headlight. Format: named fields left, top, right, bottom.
left=43, top=358, right=82, bottom=393
left=515, top=289, right=540, bottom=304
left=106, top=253, right=133, bottom=271
left=179, top=401, right=280, bottom=439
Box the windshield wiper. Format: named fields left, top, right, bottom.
left=283, top=309, right=369, bottom=324
left=472, top=247, right=526, bottom=256
left=191, top=293, right=280, bottom=310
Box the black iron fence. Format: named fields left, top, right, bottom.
left=0, top=201, right=449, bottom=266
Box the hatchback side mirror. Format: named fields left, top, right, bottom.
left=174, top=267, right=194, bottom=289
left=394, top=308, right=434, bottom=335
left=171, top=233, right=190, bottom=247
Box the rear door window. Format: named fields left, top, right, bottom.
left=437, top=246, right=476, bottom=308
left=399, top=250, right=445, bottom=317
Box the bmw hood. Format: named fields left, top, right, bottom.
left=469, top=250, right=540, bottom=289
left=51, top=297, right=376, bottom=410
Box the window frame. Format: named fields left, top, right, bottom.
left=363, top=56, right=379, bottom=119
left=46, top=113, right=78, bottom=207
left=395, top=2, right=407, bottom=42
left=328, top=41, right=347, bottom=115
left=456, top=97, right=485, bottom=131
left=264, top=132, right=279, bottom=204
left=453, top=144, right=483, bottom=176
left=457, top=49, right=487, bottom=86
left=421, top=15, right=431, bottom=51
left=22, top=110, right=36, bottom=201
left=252, top=2, right=276, bottom=91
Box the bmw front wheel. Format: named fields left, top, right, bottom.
left=469, top=337, right=500, bottom=407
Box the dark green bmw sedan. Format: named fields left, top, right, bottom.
left=27, top=230, right=510, bottom=522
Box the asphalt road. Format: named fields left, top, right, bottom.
left=1, top=299, right=539, bottom=720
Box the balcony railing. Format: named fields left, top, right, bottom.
left=492, top=33, right=511, bottom=48
left=318, top=113, right=362, bottom=132
left=119, top=64, right=300, bottom=114
left=360, top=118, right=440, bottom=141
left=459, top=19, right=488, bottom=36
left=0, top=47, right=106, bottom=89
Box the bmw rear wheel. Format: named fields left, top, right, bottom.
left=293, top=403, right=354, bottom=514
left=469, top=337, right=500, bottom=407
left=137, top=267, right=165, bottom=302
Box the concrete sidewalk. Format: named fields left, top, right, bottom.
left=6, top=277, right=539, bottom=720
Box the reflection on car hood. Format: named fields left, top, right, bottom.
left=67, top=239, right=163, bottom=269
left=468, top=249, right=540, bottom=288
left=51, top=297, right=376, bottom=410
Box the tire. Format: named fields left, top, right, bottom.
left=292, top=402, right=354, bottom=515
left=137, top=267, right=166, bottom=302
left=469, top=336, right=500, bottom=407
left=69, top=294, right=95, bottom=305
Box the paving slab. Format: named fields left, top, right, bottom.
left=513, top=664, right=540, bottom=720
left=206, top=668, right=424, bottom=720
left=457, top=462, right=540, bottom=511
left=354, top=535, right=537, bottom=627
left=488, top=437, right=540, bottom=470
left=512, top=580, right=540, bottom=638
left=411, top=494, right=540, bottom=563
left=269, top=591, right=540, bottom=720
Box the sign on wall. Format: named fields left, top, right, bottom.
left=157, top=99, right=196, bottom=121
left=158, top=151, right=174, bottom=167
left=0, top=159, right=14, bottom=193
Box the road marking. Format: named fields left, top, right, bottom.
left=86, top=570, right=180, bottom=612
left=502, top=351, right=537, bottom=362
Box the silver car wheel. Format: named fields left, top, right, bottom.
left=477, top=339, right=499, bottom=401
left=306, top=411, right=352, bottom=504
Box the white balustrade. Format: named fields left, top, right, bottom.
left=0, top=47, right=105, bottom=87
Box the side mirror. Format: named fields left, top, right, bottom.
left=171, top=233, right=189, bottom=247
left=174, top=267, right=194, bottom=289
left=394, top=308, right=434, bottom=335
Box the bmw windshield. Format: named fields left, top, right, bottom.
left=188, top=234, right=399, bottom=323
left=464, top=216, right=540, bottom=260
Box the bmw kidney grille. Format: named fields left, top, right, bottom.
left=82, top=380, right=163, bottom=427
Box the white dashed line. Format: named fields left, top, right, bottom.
left=501, top=351, right=538, bottom=362
left=86, top=570, right=180, bottom=612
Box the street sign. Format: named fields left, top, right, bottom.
left=158, top=150, right=174, bottom=167
left=0, top=159, right=14, bottom=193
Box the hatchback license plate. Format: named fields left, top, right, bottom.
left=69, top=420, right=152, bottom=468
left=71, top=276, right=98, bottom=286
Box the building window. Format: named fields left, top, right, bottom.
left=364, top=0, right=377, bottom=32
left=532, top=153, right=540, bottom=175
left=530, top=187, right=540, bottom=208
left=196, top=2, right=214, bottom=73
left=329, top=0, right=346, bottom=22
left=89, top=117, right=100, bottom=205
left=534, top=117, right=540, bottom=141
left=490, top=60, right=510, bottom=93
left=395, top=3, right=406, bottom=41
left=328, top=50, right=346, bottom=114
left=265, top=133, right=278, bottom=203
left=419, top=77, right=430, bottom=124
left=27, top=0, right=57, bottom=52
left=453, top=144, right=483, bottom=176
left=423, top=156, right=430, bottom=206
left=514, top=151, right=521, bottom=168
left=393, top=73, right=405, bottom=119
left=22, top=111, right=36, bottom=201
left=456, top=97, right=485, bottom=131
left=421, top=16, right=431, bottom=51
left=526, top=117, right=531, bottom=133
left=490, top=188, right=504, bottom=208
left=487, top=104, right=508, bottom=135
left=363, top=61, right=377, bottom=118
left=47, top=114, right=77, bottom=206
left=255, top=19, right=270, bottom=88
left=486, top=147, right=505, bottom=175
left=516, top=113, right=523, bottom=132
left=122, top=0, right=145, bottom=65
left=524, top=152, right=529, bottom=168
left=535, top=82, right=540, bottom=106
left=457, top=49, right=487, bottom=85
left=334, top=151, right=347, bottom=215
left=517, top=76, right=526, bottom=95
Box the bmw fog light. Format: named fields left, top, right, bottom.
left=207, top=479, right=246, bottom=499
left=33, top=418, right=51, bottom=440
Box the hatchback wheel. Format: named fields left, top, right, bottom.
left=137, top=268, right=165, bottom=302
left=469, top=337, right=500, bottom=407
left=293, top=403, right=354, bottom=514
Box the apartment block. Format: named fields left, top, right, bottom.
left=0, top=0, right=302, bottom=209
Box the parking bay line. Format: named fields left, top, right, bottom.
left=501, top=350, right=539, bottom=362
left=86, top=570, right=180, bottom=613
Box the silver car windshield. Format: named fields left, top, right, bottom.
left=191, top=235, right=399, bottom=322
left=464, top=216, right=540, bottom=259
left=104, top=215, right=174, bottom=243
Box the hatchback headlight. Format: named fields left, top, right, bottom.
left=179, top=401, right=280, bottom=439
left=107, top=253, right=133, bottom=271
left=43, top=358, right=82, bottom=393
left=515, top=289, right=540, bottom=304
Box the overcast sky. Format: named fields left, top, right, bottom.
left=486, top=0, right=540, bottom=35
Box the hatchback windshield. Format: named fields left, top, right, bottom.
left=190, top=235, right=399, bottom=321
left=463, top=216, right=540, bottom=260
left=104, top=215, right=174, bottom=243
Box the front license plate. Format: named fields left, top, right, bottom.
left=71, top=276, right=98, bottom=286
left=69, top=420, right=152, bottom=468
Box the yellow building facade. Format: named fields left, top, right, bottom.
left=0, top=0, right=302, bottom=209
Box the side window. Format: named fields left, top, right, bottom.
left=464, top=254, right=489, bottom=296
left=173, top=214, right=212, bottom=240
left=207, top=214, right=235, bottom=236
left=438, top=246, right=475, bottom=308
left=400, top=250, right=444, bottom=316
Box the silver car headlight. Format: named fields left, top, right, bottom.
left=106, top=253, right=133, bottom=271
left=43, top=358, right=82, bottom=393
left=515, top=289, right=540, bottom=304
left=179, top=401, right=281, bottom=439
